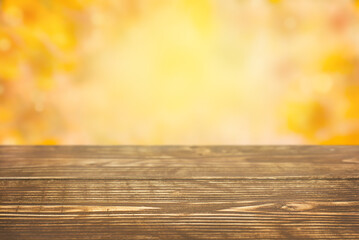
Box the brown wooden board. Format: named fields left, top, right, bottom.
left=0, top=146, right=358, bottom=239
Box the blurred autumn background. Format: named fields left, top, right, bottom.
left=1, top=0, right=359, bottom=145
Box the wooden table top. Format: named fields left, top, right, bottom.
left=0, top=145, right=358, bottom=239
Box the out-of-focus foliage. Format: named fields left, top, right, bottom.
left=0, top=0, right=89, bottom=143
left=1, top=0, right=359, bottom=144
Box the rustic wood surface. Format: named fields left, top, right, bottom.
left=0, top=145, right=358, bottom=239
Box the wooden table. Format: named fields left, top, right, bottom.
left=0, top=146, right=358, bottom=239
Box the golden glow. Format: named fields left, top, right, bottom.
left=1, top=0, right=359, bottom=144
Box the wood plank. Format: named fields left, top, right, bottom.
left=0, top=146, right=359, bottom=239
left=2, top=145, right=359, bottom=161
left=1, top=179, right=359, bottom=239
left=0, top=146, right=359, bottom=179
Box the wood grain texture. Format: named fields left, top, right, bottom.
left=0, top=146, right=358, bottom=239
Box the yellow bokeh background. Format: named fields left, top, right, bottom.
left=1, top=0, right=359, bottom=144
